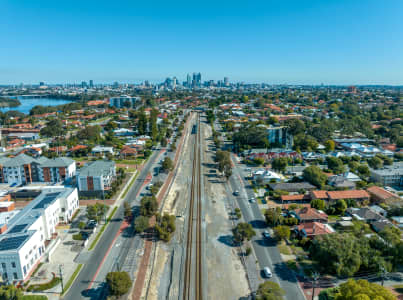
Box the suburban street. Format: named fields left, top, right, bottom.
left=64, top=148, right=167, bottom=300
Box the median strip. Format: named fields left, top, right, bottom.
left=88, top=206, right=118, bottom=251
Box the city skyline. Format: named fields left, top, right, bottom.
left=1, top=0, right=403, bottom=85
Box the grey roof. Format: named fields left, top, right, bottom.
left=269, top=182, right=316, bottom=192
left=40, top=157, right=75, bottom=168
left=346, top=207, right=384, bottom=222
left=0, top=188, right=74, bottom=252
left=78, top=160, right=115, bottom=177
left=370, top=162, right=403, bottom=176
left=0, top=154, right=74, bottom=168
left=2, top=153, right=36, bottom=167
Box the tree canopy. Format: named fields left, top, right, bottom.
left=256, top=281, right=286, bottom=300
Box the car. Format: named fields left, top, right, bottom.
left=263, top=267, right=272, bottom=278
left=233, top=190, right=240, bottom=196
left=262, top=231, right=270, bottom=239
left=249, top=198, right=256, bottom=203
left=146, top=184, right=153, bottom=190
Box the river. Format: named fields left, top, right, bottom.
left=0, top=97, right=73, bottom=114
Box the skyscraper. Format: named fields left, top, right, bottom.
left=89, top=80, right=94, bottom=88
left=196, top=72, right=201, bottom=87
left=186, top=74, right=191, bottom=87
left=224, top=77, right=229, bottom=86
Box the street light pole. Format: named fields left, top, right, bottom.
left=59, top=264, right=64, bottom=294
left=312, top=271, right=319, bottom=300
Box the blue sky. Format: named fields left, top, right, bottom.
left=1, top=0, right=402, bottom=85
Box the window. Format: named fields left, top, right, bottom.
left=11, top=262, right=16, bottom=268
left=1, top=263, right=6, bottom=269
left=23, top=266, right=26, bottom=275
left=13, top=273, right=17, bottom=280
left=3, top=272, right=7, bottom=279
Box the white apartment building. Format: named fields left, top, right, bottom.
left=109, top=96, right=140, bottom=108
left=0, top=188, right=78, bottom=282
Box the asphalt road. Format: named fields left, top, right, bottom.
left=214, top=120, right=305, bottom=299
left=63, top=149, right=164, bottom=300
left=228, top=158, right=305, bottom=300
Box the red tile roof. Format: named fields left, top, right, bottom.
left=294, top=207, right=328, bottom=222
left=366, top=186, right=399, bottom=201
left=311, top=190, right=328, bottom=199
left=69, top=145, right=88, bottom=152
left=327, top=190, right=370, bottom=200
left=281, top=194, right=310, bottom=201
left=296, top=222, right=334, bottom=236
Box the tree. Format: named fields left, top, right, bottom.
left=303, top=165, right=327, bottom=188
left=256, top=281, right=286, bottom=300
left=137, top=108, right=148, bottom=135
left=273, top=225, right=291, bottom=241
left=162, top=157, right=174, bottom=172
left=78, top=221, right=86, bottom=230
left=334, top=199, right=347, bottom=215
left=161, top=137, right=167, bottom=147
left=379, top=225, right=401, bottom=246
left=326, top=156, right=346, bottom=174
left=232, top=222, right=256, bottom=245
left=0, top=285, right=23, bottom=300
left=134, top=216, right=149, bottom=233
left=140, top=196, right=158, bottom=217
left=335, top=279, right=396, bottom=300
left=271, top=157, right=288, bottom=173
left=253, top=157, right=265, bottom=166
left=40, top=119, right=65, bottom=137
left=124, top=201, right=132, bottom=219
left=106, top=271, right=132, bottom=296
left=86, top=203, right=108, bottom=222
left=311, top=199, right=326, bottom=211
left=155, top=213, right=176, bottom=242
left=234, top=208, right=242, bottom=219
left=77, top=125, right=102, bottom=143
left=357, top=164, right=370, bottom=177
left=367, top=156, right=383, bottom=169
left=264, top=207, right=283, bottom=226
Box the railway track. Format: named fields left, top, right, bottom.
left=183, top=113, right=203, bottom=300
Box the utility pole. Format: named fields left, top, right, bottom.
left=312, top=271, right=319, bottom=300
left=59, top=264, right=64, bottom=294
left=380, top=266, right=386, bottom=286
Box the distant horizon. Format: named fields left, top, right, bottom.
left=1, top=0, right=403, bottom=85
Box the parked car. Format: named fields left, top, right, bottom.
left=262, top=231, right=271, bottom=239
left=249, top=198, right=256, bottom=203
left=233, top=190, right=240, bottom=196
left=263, top=267, right=272, bottom=278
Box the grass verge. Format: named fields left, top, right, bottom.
left=278, top=242, right=292, bottom=255
left=88, top=206, right=118, bottom=251
left=61, top=264, right=83, bottom=295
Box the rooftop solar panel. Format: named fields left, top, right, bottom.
left=0, top=235, right=29, bottom=251
left=7, top=224, right=28, bottom=234
left=33, top=192, right=61, bottom=210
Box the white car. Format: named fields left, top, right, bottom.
left=263, top=267, right=272, bottom=278
left=249, top=198, right=256, bottom=203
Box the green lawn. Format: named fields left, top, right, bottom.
left=114, top=158, right=143, bottom=165
left=278, top=242, right=292, bottom=255
left=328, top=215, right=341, bottom=222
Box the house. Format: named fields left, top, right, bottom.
left=8, top=132, right=39, bottom=141
left=328, top=175, right=356, bottom=189
left=113, top=128, right=135, bottom=137
left=346, top=207, right=386, bottom=224
left=291, top=207, right=328, bottom=223
left=7, top=139, right=25, bottom=150
left=391, top=217, right=403, bottom=229
left=293, top=222, right=335, bottom=239
left=270, top=182, right=316, bottom=193
left=370, top=162, right=403, bottom=187
left=280, top=194, right=311, bottom=204
left=253, top=169, right=282, bottom=184
left=77, top=160, right=116, bottom=192
left=369, top=205, right=387, bottom=217
left=366, top=186, right=401, bottom=203
left=119, top=145, right=139, bottom=159
left=310, top=190, right=370, bottom=203
left=91, top=146, right=114, bottom=156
